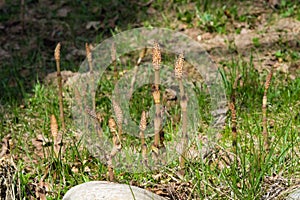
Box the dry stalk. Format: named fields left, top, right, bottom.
left=107, top=118, right=122, bottom=182
left=50, top=114, right=60, bottom=157
left=85, top=107, right=103, bottom=138
left=230, top=75, right=241, bottom=150
left=74, top=87, right=82, bottom=112
left=139, top=111, right=149, bottom=167
left=152, top=88, right=161, bottom=161
left=262, top=70, right=273, bottom=151
left=151, top=42, right=162, bottom=161
left=112, top=100, right=123, bottom=139
left=229, top=103, right=237, bottom=149
left=128, top=47, right=147, bottom=98
left=175, top=53, right=188, bottom=177
left=85, top=43, right=100, bottom=138
left=54, top=43, right=65, bottom=130
left=85, top=43, right=96, bottom=112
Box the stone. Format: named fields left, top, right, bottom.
left=62, top=181, right=166, bottom=200
left=286, top=188, right=300, bottom=200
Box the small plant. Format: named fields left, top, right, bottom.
left=262, top=69, right=273, bottom=151
left=177, top=9, right=195, bottom=24
left=112, top=99, right=123, bottom=139
left=107, top=117, right=122, bottom=182
left=85, top=43, right=96, bottom=112
left=54, top=43, right=66, bottom=131
left=252, top=37, right=261, bottom=48
left=280, top=3, right=296, bottom=18
left=175, top=52, right=188, bottom=177
left=139, top=111, right=148, bottom=167
left=50, top=114, right=60, bottom=158
left=151, top=41, right=162, bottom=162
left=229, top=75, right=241, bottom=151
left=195, top=8, right=227, bottom=33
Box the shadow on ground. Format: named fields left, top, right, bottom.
left=0, top=0, right=150, bottom=104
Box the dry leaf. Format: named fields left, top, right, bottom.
left=71, top=166, right=79, bottom=173
left=31, top=134, right=52, bottom=159
left=35, top=181, right=51, bottom=200
left=0, top=134, right=11, bottom=157
left=84, top=166, right=91, bottom=173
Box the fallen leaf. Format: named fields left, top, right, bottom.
left=84, top=166, right=91, bottom=173
left=71, top=166, right=79, bottom=173
left=0, top=134, right=12, bottom=157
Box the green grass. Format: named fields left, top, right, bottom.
left=1, top=51, right=299, bottom=199
left=1, top=0, right=300, bottom=199
left=182, top=57, right=299, bottom=199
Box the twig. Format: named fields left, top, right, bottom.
left=54, top=43, right=65, bottom=130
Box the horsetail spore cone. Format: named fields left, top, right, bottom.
left=54, top=43, right=65, bottom=130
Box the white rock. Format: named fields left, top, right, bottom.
left=63, top=181, right=166, bottom=200
left=286, top=188, right=300, bottom=200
